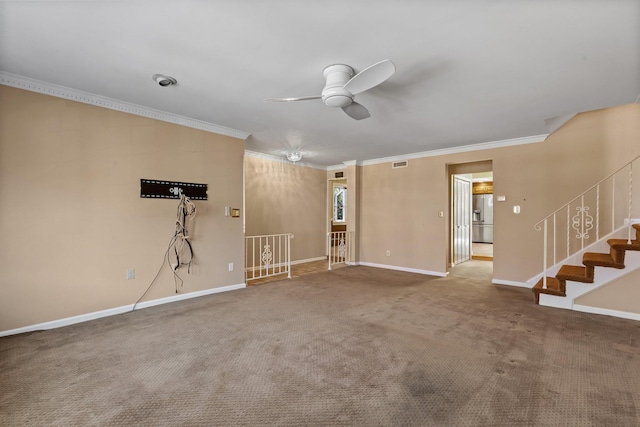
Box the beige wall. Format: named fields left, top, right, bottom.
left=4, top=84, right=639, bottom=331
left=575, top=268, right=640, bottom=313
left=244, top=156, right=327, bottom=261
left=0, top=86, right=245, bottom=331
left=359, top=104, right=640, bottom=282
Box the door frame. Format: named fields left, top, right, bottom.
left=446, top=160, right=494, bottom=269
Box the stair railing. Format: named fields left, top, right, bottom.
left=328, top=231, right=354, bottom=270
left=534, top=155, right=639, bottom=289
left=245, top=233, right=293, bottom=282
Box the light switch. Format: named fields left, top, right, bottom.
left=513, top=205, right=520, bottom=214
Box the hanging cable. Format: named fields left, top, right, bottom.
left=132, top=190, right=197, bottom=311
left=169, top=190, right=196, bottom=275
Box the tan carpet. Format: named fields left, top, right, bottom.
left=1, top=262, right=639, bottom=426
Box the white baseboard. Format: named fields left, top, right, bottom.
left=0, top=283, right=246, bottom=337
left=292, top=256, right=326, bottom=265
left=133, top=283, right=246, bottom=310
left=358, top=262, right=447, bottom=277
left=492, top=278, right=530, bottom=288
left=572, top=304, right=640, bottom=322
left=245, top=256, right=327, bottom=273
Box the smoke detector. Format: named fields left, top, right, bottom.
left=152, top=74, right=177, bottom=87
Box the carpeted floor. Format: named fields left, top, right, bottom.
left=1, top=261, right=639, bottom=426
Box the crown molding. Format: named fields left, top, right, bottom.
left=0, top=71, right=251, bottom=140
left=326, top=164, right=346, bottom=171
left=342, top=160, right=362, bottom=167
left=244, top=150, right=327, bottom=170
left=326, top=134, right=548, bottom=168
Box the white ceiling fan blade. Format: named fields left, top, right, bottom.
left=264, top=96, right=321, bottom=102
left=343, top=59, right=396, bottom=95
left=342, top=102, right=370, bottom=120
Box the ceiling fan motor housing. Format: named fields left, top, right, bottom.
left=321, top=64, right=354, bottom=108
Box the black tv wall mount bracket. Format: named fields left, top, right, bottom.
left=140, top=179, right=208, bottom=200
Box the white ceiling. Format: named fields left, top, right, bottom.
left=1, top=1, right=638, bottom=167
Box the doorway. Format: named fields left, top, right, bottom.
left=448, top=161, right=493, bottom=269
left=329, top=179, right=347, bottom=234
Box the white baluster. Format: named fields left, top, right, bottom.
left=327, top=233, right=332, bottom=271
left=612, top=175, right=616, bottom=231
left=566, top=205, right=570, bottom=259
left=629, top=162, right=633, bottom=244
left=596, top=185, right=600, bottom=241
left=553, top=213, right=556, bottom=266
left=287, top=234, right=292, bottom=279
left=543, top=219, right=547, bottom=289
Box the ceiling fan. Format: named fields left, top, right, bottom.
left=265, top=59, right=396, bottom=120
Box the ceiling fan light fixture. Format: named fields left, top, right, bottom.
left=286, top=151, right=302, bottom=162
left=265, top=59, right=395, bottom=120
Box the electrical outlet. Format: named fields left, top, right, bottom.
left=127, top=268, right=135, bottom=280
left=386, top=250, right=391, bottom=257
left=228, top=262, right=234, bottom=272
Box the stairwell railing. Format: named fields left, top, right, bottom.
left=534, top=155, right=640, bottom=289
left=328, top=231, right=354, bottom=270
left=245, top=233, right=293, bottom=282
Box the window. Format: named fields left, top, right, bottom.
left=333, top=185, right=346, bottom=222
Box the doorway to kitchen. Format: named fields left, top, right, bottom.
left=471, top=174, right=494, bottom=261
left=448, top=161, right=493, bottom=270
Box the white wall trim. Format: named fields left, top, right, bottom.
left=0, top=71, right=251, bottom=140
left=342, top=160, right=361, bottom=167
left=133, top=283, right=246, bottom=310
left=0, top=283, right=246, bottom=337
left=572, top=305, right=640, bottom=322
left=492, top=278, right=531, bottom=288
left=359, top=262, right=447, bottom=277
left=292, top=256, right=327, bottom=265
left=245, top=256, right=327, bottom=274
left=360, top=135, right=548, bottom=166
left=244, top=150, right=327, bottom=170
left=327, top=134, right=548, bottom=169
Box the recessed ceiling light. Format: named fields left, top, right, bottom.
left=152, top=74, right=177, bottom=87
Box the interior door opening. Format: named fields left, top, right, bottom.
left=330, top=179, right=347, bottom=234
left=471, top=174, right=493, bottom=261
left=448, top=161, right=493, bottom=272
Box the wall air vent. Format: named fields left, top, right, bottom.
left=392, top=160, right=408, bottom=169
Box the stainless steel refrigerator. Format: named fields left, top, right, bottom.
left=472, top=194, right=493, bottom=243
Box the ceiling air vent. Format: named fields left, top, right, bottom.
left=392, top=160, right=408, bottom=169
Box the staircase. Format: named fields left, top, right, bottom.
left=533, top=224, right=640, bottom=303
left=531, top=155, right=640, bottom=309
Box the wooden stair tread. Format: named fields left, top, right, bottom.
left=608, top=238, right=640, bottom=251
left=533, top=277, right=564, bottom=294
left=583, top=252, right=624, bottom=268
left=532, top=277, right=565, bottom=303
left=556, top=265, right=593, bottom=283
